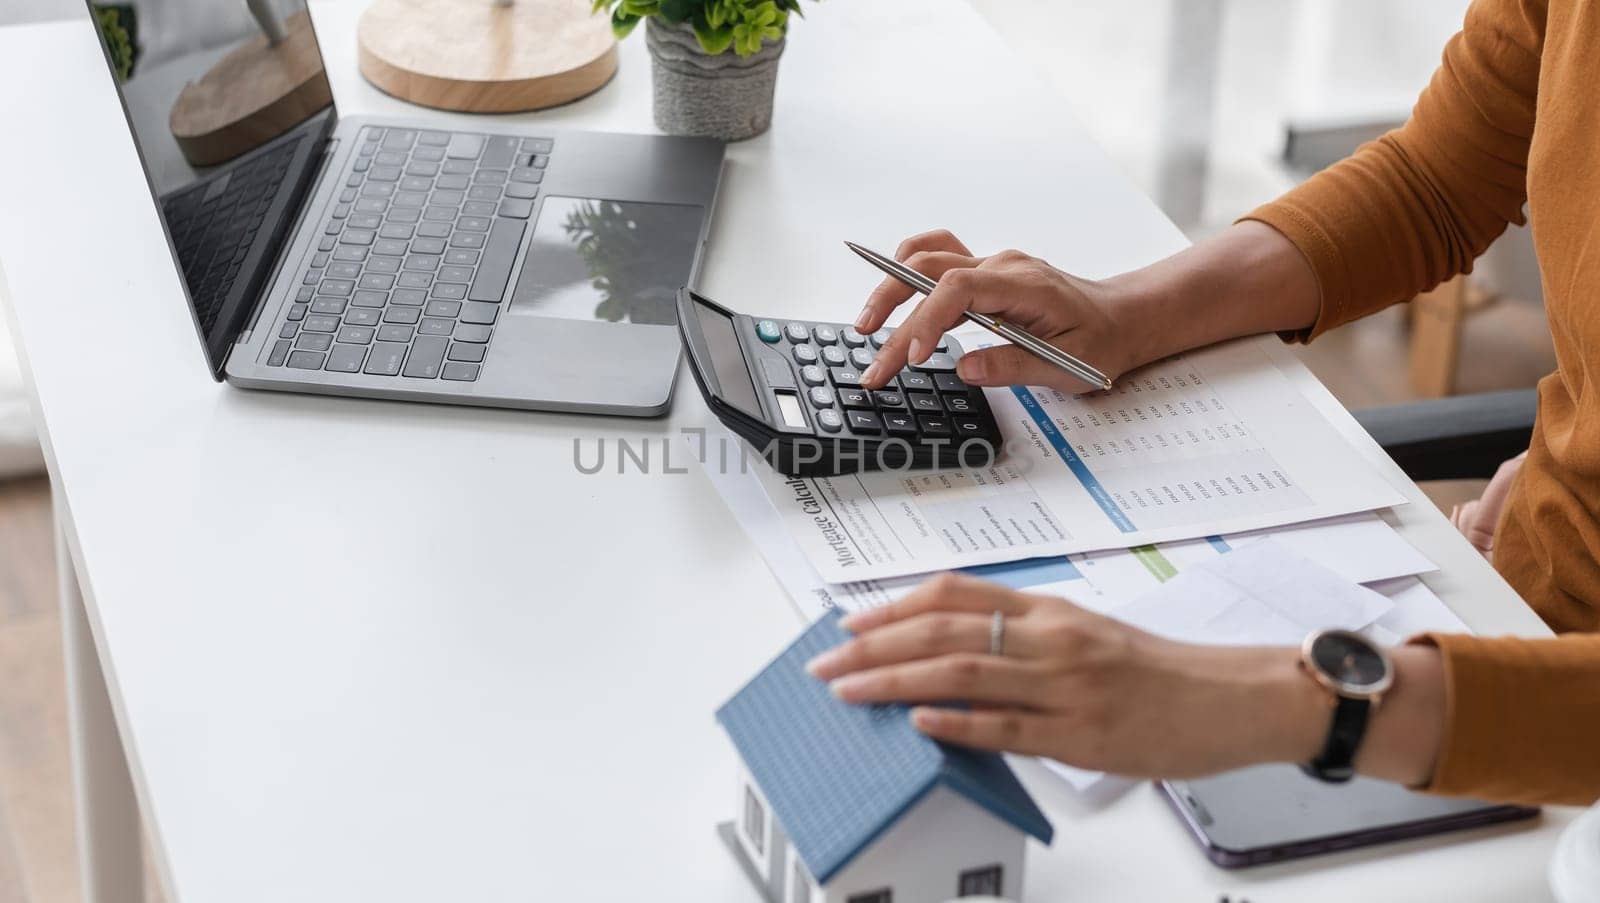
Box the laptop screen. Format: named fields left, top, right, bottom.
left=87, top=0, right=336, bottom=377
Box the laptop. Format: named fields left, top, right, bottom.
left=87, top=1, right=724, bottom=416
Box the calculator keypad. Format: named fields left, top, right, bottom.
left=751, top=318, right=1000, bottom=449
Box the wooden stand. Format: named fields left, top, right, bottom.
left=357, top=0, right=618, bottom=113
left=168, top=10, right=333, bottom=166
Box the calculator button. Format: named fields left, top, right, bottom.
left=909, top=393, right=942, bottom=412
left=801, top=365, right=827, bottom=386
left=846, top=410, right=883, bottom=434
left=933, top=373, right=968, bottom=393
left=882, top=411, right=918, bottom=435
left=918, top=415, right=953, bottom=437
left=873, top=391, right=905, bottom=408
left=756, top=319, right=782, bottom=343
left=870, top=328, right=894, bottom=348
left=841, top=327, right=867, bottom=348
left=812, top=325, right=839, bottom=345
left=936, top=335, right=950, bottom=352
left=838, top=388, right=872, bottom=409
left=829, top=367, right=864, bottom=387
left=909, top=352, right=958, bottom=372
left=784, top=322, right=810, bottom=343
left=900, top=372, right=935, bottom=392
left=808, top=386, right=835, bottom=408
left=849, top=348, right=875, bottom=370
left=816, top=409, right=844, bottom=433
left=951, top=414, right=989, bottom=436
left=821, top=346, right=847, bottom=367
left=793, top=344, right=818, bottom=364
left=944, top=394, right=976, bottom=413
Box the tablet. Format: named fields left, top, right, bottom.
left=1161, top=765, right=1539, bottom=868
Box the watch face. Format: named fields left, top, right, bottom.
left=1308, top=631, right=1390, bottom=693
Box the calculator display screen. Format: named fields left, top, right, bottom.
left=692, top=301, right=762, bottom=416
left=774, top=391, right=807, bottom=428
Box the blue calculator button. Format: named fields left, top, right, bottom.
left=756, top=320, right=782, bottom=343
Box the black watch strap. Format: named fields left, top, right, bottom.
left=1301, top=695, right=1371, bottom=783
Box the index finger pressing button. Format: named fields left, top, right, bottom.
left=909, top=352, right=957, bottom=372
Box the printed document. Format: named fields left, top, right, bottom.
left=756, top=337, right=1407, bottom=581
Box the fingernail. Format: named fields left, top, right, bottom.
left=854, top=307, right=872, bottom=330
left=907, top=337, right=925, bottom=364
left=958, top=355, right=986, bottom=381
left=830, top=674, right=866, bottom=700
left=839, top=611, right=868, bottom=631
left=911, top=707, right=941, bottom=731
left=806, top=649, right=841, bottom=677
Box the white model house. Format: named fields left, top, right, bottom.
left=716, top=610, right=1054, bottom=903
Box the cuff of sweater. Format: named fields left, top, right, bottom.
left=1406, top=632, right=1600, bottom=805
left=1405, top=632, right=1487, bottom=797
left=1238, top=203, right=1347, bottom=344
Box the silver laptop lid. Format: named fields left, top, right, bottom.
left=86, top=0, right=337, bottom=378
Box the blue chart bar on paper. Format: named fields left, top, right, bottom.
left=960, top=556, right=1084, bottom=589
left=1206, top=535, right=1231, bottom=553
left=1010, top=387, right=1136, bottom=533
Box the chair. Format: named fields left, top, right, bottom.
left=1354, top=389, right=1536, bottom=481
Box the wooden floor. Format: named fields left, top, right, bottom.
left=0, top=299, right=1554, bottom=903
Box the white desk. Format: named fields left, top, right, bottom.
left=0, top=1, right=1573, bottom=901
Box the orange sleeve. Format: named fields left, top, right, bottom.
left=1411, top=632, right=1600, bottom=806
left=1243, top=0, right=1545, bottom=341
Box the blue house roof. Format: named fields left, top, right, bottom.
left=716, top=610, right=1054, bottom=884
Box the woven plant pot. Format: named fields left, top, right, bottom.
left=646, top=18, right=785, bottom=141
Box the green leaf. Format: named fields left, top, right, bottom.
left=658, top=0, right=698, bottom=24
left=611, top=8, right=641, bottom=39
left=692, top=22, right=735, bottom=54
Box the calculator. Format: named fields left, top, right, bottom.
left=676, top=289, right=1002, bottom=476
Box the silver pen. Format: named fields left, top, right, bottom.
left=845, top=241, right=1114, bottom=391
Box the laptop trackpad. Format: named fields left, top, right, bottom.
left=507, top=195, right=705, bottom=325
left=481, top=196, right=704, bottom=414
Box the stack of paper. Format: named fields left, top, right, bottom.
left=693, top=333, right=1473, bottom=796
left=751, top=338, right=1407, bottom=583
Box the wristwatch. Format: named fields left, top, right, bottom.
left=1298, top=629, right=1394, bottom=783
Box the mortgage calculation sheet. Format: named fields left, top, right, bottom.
left=752, top=336, right=1407, bottom=582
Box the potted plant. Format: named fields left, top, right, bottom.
left=592, top=0, right=807, bottom=141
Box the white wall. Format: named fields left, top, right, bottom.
left=822, top=787, right=1026, bottom=903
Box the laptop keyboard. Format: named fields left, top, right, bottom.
left=163, top=140, right=298, bottom=333
left=266, top=126, right=552, bottom=381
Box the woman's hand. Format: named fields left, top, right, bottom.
left=853, top=222, right=1324, bottom=393
left=854, top=230, right=1140, bottom=394
left=1451, top=451, right=1527, bottom=557
left=805, top=573, right=1328, bottom=778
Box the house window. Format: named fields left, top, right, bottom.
left=958, top=864, right=1004, bottom=897
left=790, top=857, right=811, bottom=903
left=743, top=785, right=766, bottom=855
left=847, top=890, right=892, bottom=903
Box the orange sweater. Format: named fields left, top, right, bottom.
left=1247, top=0, right=1600, bottom=805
